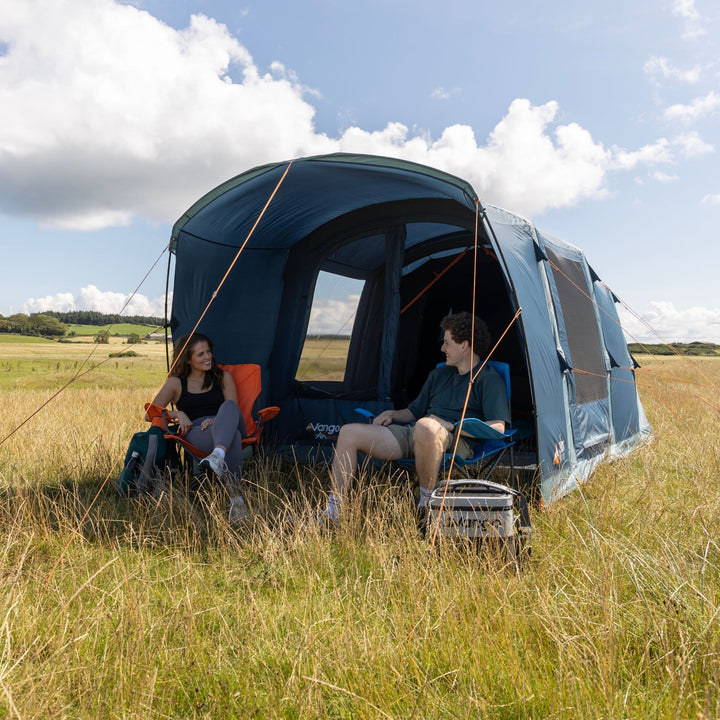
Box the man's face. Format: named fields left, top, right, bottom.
left=440, top=330, right=467, bottom=368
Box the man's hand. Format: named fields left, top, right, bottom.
left=372, top=410, right=396, bottom=426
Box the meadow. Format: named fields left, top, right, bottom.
left=0, top=336, right=718, bottom=718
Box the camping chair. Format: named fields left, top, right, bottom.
left=355, top=360, right=516, bottom=484
left=145, top=363, right=279, bottom=483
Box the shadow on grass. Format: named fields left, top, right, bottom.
left=0, top=449, right=540, bottom=565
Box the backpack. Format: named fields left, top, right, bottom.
left=117, top=426, right=167, bottom=497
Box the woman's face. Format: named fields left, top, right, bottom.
left=188, top=340, right=213, bottom=374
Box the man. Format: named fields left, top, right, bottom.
left=322, top=312, right=510, bottom=523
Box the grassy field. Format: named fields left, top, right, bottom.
left=0, top=337, right=719, bottom=718
left=66, top=323, right=164, bottom=337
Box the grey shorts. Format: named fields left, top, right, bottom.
left=386, top=423, right=475, bottom=460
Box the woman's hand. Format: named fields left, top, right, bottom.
left=200, top=417, right=215, bottom=431
left=175, top=411, right=192, bottom=436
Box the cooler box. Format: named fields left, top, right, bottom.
left=427, top=479, right=531, bottom=557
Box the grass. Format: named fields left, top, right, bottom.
left=0, top=337, right=719, bottom=718
left=297, top=337, right=351, bottom=381
left=66, top=323, right=164, bottom=337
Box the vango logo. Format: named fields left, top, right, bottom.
left=305, top=421, right=342, bottom=440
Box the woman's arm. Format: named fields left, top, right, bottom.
left=222, top=371, right=239, bottom=404
left=145, top=377, right=192, bottom=432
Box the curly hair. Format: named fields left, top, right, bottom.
left=170, top=333, right=224, bottom=390
left=440, top=312, right=491, bottom=356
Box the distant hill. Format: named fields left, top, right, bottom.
left=628, top=342, right=720, bottom=356
left=38, top=310, right=165, bottom=327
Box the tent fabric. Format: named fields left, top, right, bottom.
left=169, top=152, right=652, bottom=503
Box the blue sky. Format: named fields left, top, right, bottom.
left=1, top=0, right=719, bottom=341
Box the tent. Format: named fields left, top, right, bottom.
left=168, top=153, right=652, bottom=503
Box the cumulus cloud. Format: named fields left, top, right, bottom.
left=673, top=131, right=714, bottom=158
left=0, top=0, right=698, bottom=230
left=430, top=86, right=461, bottom=100
left=20, top=285, right=169, bottom=318
left=619, top=301, right=720, bottom=344
left=664, top=91, right=720, bottom=122
left=0, top=0, right=328, bottom=229
left=307, top=295, right=361, bottom=335
left=672, top=0, right=707, bottom=41
left=644, top=56, right=702, bottom=84
left=701, top=193, right=720, bottom=205
left=652, top=171, right=678, bottom=183
left=611, top=138, right=673, bottom=169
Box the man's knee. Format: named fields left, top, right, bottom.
left=336, top=423, right=365, bottom=448
left=413, top=417, right=449, bottom=450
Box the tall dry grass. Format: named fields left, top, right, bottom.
left=0, top=343, right=718, bottom=718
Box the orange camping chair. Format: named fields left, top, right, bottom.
left=145, top=363, right=279, bottom=480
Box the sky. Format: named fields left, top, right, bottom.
left=0, top=0, right=719, bottom=342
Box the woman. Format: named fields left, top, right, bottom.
left=148, top=333, right=247, bottom=524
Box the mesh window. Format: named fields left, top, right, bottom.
left=546, top=248, right=607, bottom=404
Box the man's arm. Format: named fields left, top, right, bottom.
left=483, top=420, right=506, bottom=433
left=429, top=416, right=505, bottom=435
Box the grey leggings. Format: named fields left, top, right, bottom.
left=183, top=400, right=246, bottom=496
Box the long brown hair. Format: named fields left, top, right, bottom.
left=170, top=333, right=224, bottom=390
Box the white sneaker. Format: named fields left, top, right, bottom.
left=198, top=451, right=229, bottom=480
left=228, top=496, right=248, bottom=526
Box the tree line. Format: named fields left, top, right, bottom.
left=40, top=310, right=165, bottom=326
left=0, top=313, right=67, bottom=337
left=0, top=310, right=166, bottom=338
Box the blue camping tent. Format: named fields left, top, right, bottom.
left=169, top=153, right=652, bottom=503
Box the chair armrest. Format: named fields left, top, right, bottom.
left=257, top=406, right=280, bottom=423
left=456, top=417, right=516, bottom=441
left=145, top=402, right=174, bottom=432
left=355, top=407, right=375, bottom=421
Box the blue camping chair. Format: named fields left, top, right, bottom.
left=356, top=360, right=517, bottom=483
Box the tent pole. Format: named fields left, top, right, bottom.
left=164, top=242, right=173, bottom=373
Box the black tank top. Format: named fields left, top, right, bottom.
left=177, top=377, right=225, bottom=421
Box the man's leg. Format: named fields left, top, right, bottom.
left=412, top=417, right=453, bottom=505
left=326, top=423, right=404, bottom=520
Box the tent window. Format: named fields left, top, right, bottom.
left=296, top=272, right=363, bottom=383
left=546, top=248, right=607, bottom=404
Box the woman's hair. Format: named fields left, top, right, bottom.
left=440, top=312, right=491, bottom=357
left=170, top=333, right=224, bottom=389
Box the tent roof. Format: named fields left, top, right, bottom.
left=171, top=154, right=480, bottom=266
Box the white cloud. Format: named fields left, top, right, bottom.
left=611, top=138, right=673, bottom=169
left=619, top=301, right=720, bottom=344
left=430, top=86, right=461, bottom=100
left=611, top=132, right=713, bottom=172
left=20, top=285, right=169, bottom=318
left=701, top=193, right=720, bottom=205
left=673, top=131, right=714, bottom=158
left=307, top=295, right=360, bottom=335
left=333, top=100, right=614, bottom=215
left=644, top=56, right=702, bottom=84
left=0, top=0, right=702, bottom=229
left=652, top=171, right=678, bottom=183
left=664, top=91, right=720, bottom=122
left=672, top=0, right=707, bottom=40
